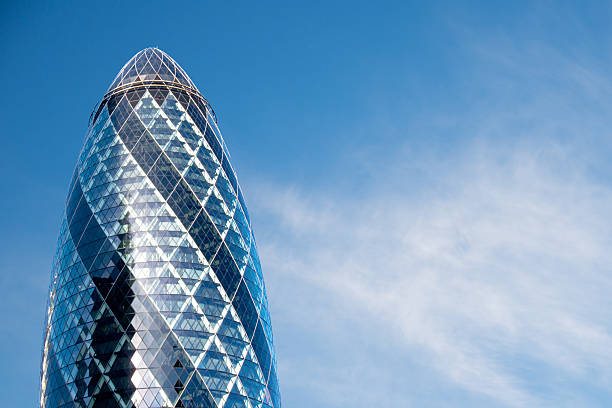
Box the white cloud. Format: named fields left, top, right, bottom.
left=250, top=142, right=612, bottom=407
left=236, top=12, right=612, bottom=406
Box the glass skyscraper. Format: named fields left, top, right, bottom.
left=40, top=48, right=280, bottom=408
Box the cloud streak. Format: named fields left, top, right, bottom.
left=253, top=143, right=612, bottom=406
left=241, top=13, right=612, bottom=407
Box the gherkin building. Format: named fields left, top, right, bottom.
left=40, top=48, right=280, bottom=408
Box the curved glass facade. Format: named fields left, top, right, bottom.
left=40, top=48, right=280, bottom=408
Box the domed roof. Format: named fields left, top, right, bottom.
left=106, top=47, right=198, bottom=94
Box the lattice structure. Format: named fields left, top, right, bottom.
left=40, top=48, right=280, bottom=408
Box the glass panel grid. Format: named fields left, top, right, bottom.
left=41, top=48, right=279, bottom=408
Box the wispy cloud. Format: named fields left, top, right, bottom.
left=247, top=31, right=612, bottom=405
left=253, top=143, right=612, bottom=406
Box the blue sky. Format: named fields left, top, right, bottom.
left=2, top=1, right=612, bottom=406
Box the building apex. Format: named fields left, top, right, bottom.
left=106, top=47, right=198, bottom=94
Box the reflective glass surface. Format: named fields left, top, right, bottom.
left=41, top=48, right=280, bottom=408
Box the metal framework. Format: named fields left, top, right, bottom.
left=40, top=48, right=280, bottom=408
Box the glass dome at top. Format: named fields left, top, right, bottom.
left=107, top=48, right=198, bottom=93
left=40, top=48, right=280, bottom=408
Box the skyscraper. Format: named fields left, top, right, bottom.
left=40, top=48, right=280, bottom=408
